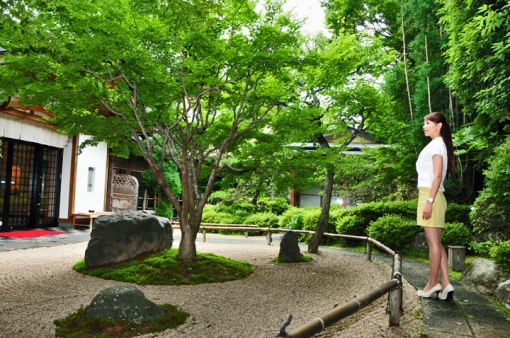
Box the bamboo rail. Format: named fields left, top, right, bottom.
left=170, top=222, right=404, bottom=336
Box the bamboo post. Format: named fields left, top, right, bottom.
left=366, top=240, right=372, bottom=261
left=202, top=229, right=206, bottom=242
left=389, top=253, right=402, bottom=326
left=267, top=228, right=272, bottom=245
left=389, top=286, right=401, bottom=326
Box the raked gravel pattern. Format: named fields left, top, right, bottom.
left=0, top=241, right=423, bottom=337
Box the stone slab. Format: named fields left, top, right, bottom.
left=421, top=300, right=472, bottom=336
left=462, top=304, right=510, bottom=337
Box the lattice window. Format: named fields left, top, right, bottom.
left=110, top=173, right=138, bottom=212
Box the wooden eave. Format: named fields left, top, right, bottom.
left=0, top=96, right=58, bottom=129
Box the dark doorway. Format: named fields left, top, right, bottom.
left=0, top=138, right=62, bottom=230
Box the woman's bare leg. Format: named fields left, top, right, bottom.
left=423, top=227, right=442, bottom=292
left=438, top=232, right=451, bottom=288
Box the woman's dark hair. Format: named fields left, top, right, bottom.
left=425, top=112, right=455, bottom=173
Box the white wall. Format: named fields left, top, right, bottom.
left=58, top=137, right=73, bottom=218
left=73, top=135, right=109, bottom=213
left=298, top=187, right=344, bottom=208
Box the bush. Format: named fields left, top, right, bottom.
left=278, top=206, right=304, bottom=227
left=445, top=202, right=472, bottom=230
left=470, top=138, right=510, bottom=241
left=201, top=207, right=238, bottom=224
left=441, top=222, right=472, bottom=248
left=256, top=197, right=290, bottom=215
left=154, top=201, right=174, bottom=219
left=302, top=209, right=321, bottom=232
left=335, top=199, right=418, bottom=236
left=470, top=190, right=510, bottom=241
left=243, top=212, right=280, bottom=228
left=366, top=214, right=420, bottom=253
left=336, top=214, right=367, bottom=236
left=490, top=240, right=510, bottom=273
left=214, top=201, right=255, bottom=215
left=287, top=213, right=304, bottom=230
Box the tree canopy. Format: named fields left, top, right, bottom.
left=0, top=0, right=306, bottom=261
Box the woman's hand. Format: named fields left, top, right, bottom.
left=422, top=202, right=433, bottom=220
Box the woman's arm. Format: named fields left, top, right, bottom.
left=422, top=154, right=443, bottom=220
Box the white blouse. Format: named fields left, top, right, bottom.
left=416, top=137, right=448, bottom=192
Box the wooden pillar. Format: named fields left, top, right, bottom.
left=366, top=240, right=372, bottom=261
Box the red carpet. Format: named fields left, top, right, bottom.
left=0, top=229, right=67, bottom=239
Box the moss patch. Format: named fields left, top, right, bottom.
left=73, top=248, right=254, bottom=285
left=54, top=304, right=189, bottom=337
left=272, top=255, right=313, bottom=263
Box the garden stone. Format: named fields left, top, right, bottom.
left=86, top=285, right=164, bottom=324
left=412, top=232, right=428, bottom=249
left=85, top=211, right=173, bottom=267
left=461, top=258, right=503, bottom=295
left=279, top=231, right=303, bottom=262
left=495, top=280, right=510, bottom=310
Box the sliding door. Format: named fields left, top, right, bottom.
left=0, top=138, right=62, bottom=230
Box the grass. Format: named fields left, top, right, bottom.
left=61, top=248, right=256, bottom=337
left=73, top=248, right=255, bottom=285
left=54, top=304, right=189, bottom=338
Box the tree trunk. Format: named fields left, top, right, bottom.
left=425, top=34, right=432, bottom=114
left=308, top=166, right=334, bottom=253
left=251, top=181, right=262, bottom=205
left=177, top=218, right=198, bottom=262
left=400, top=0, right=414, bottom=121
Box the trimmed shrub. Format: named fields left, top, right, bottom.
left=336, top=214, right=367, bottom=237
left=214, top=201, right=256, bottom=215
left=279, top=206, right=304, bottom=228
left=366, top=214, right=420, bottom=253
left=441, top=222, right=472, bottom=248
left=300, top=208, right=342, bottom=244
left=302, top=209, right=321, bottom=232
left=445, top=203, right=472, bottom=230
left=335, top=199, right=418, bottom=236
left=201, top=207, right=237, bottom=224
left=287, top=213, right=304, bottom=230
left=243, top=212, right=280, bottom=228
left=334, top=199, right=470, bottom=238
left=256, top=197, right=290, bottom=215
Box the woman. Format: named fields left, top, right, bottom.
left=415, top=112, right=455, bottom=301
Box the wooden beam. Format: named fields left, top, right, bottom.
left=0, top=108, right=58, bottom=128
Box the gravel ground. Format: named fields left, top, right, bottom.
left=0, top=240, right=423, bottom=338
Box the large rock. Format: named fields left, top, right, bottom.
left=85, top=211, right=173, bottom=267
left=461, top=258, right=503, bottom=295
left=495, top=280, right=510, bottom=310
left=278, top=231, right=303, bottom=263
left=86, top=285, right=164, bottom=323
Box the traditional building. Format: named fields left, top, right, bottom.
left=290, top=129, right=385, bottom=208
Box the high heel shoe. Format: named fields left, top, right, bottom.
left=438, top=284, right=454, bottom=301
left=417, top=283, right=441, bottom=298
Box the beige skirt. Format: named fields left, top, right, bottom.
left=417, top=187, right=447, bottom=228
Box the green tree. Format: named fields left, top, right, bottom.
left=294, top=32, right=392, bottom=253
left=439, top=0, right=510, bottom=159
left=0, top=0, right=303, bottom=262
left=322, top=0, right=478, bottom=202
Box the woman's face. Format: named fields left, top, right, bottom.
left=423, top=118, right=442, bottom=138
